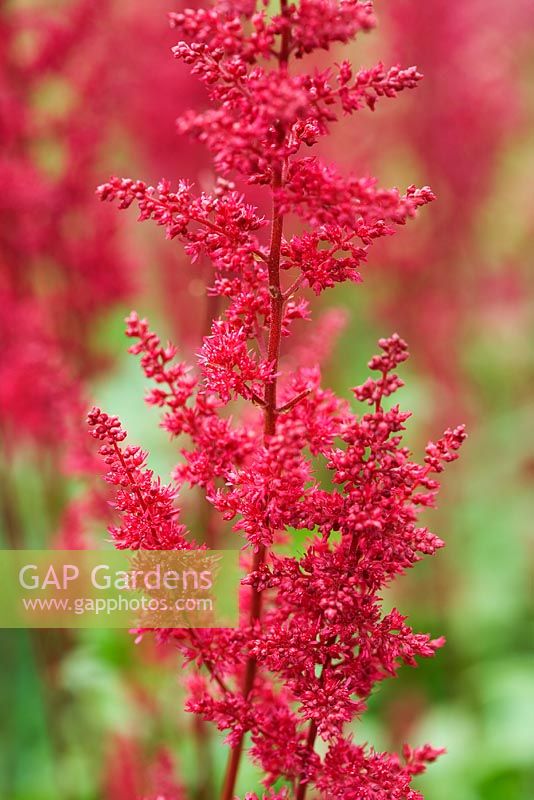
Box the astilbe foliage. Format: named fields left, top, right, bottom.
left=92, top=1, right=466, bottom=798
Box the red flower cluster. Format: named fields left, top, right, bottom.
left=92, top=1, right=465, bottom=798
left=366, top=0, right=534, bottom=416
left=103, top=735, right=185, bottom=800
left=88, top=408, right=190, bottom=551
left=0, top=0, right=211, bottom=551
left=0, top=0, right=134, bottom=463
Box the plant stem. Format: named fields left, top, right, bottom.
left=295, top=538, right=358, bottom=800
left=219, top=10, right=290, bottom=798
left=295, top=722, right=318, bottom=800
left=219, top=162, right=285, bottom=800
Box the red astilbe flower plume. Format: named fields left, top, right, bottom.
left=358, top=0, right=534, bottom=418
left=87, top=408, right=191, bottom=550
left=103, top=735, right=185, bottom=800
left=0, top=0, right=141, bottom=557
left=0, top=1, right=132, bottom=377
left=91, top=2, right=466, bottom=798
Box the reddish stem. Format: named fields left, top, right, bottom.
left=295, top=721, right=318, bottom=800
left=219, top=10, right=291, bottom=799
left=295, top=650, right=334, bottom=800
left=220, top=162, right=285, bottom=800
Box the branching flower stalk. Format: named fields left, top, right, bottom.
left=92, top=1, right=466, bottom=798
left=222, top=14, right=291, bottom=798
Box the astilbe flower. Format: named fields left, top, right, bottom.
left=104, top=735, right=185, bottom=800
left=0, top=0, right=211, bottom=551
left=363, top=0, right=534, bottom=416
left=0, top=1, right=132, bottom=380
left=87, top=408, right=191, bottom=551
left=92, top=2, right=466, bottom=798
left=0, top=0, right=134, bottom=533
left=0, top=1, right=128, bottom=560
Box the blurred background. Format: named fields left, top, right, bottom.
left=0, top=0, right=533, bottom=798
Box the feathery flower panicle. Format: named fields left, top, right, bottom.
left=362, top=0, right=534, bottom=416
left=87, top=407, right=190, bottom=550
left=104, top=736, right=185, bottom=800
left=126, top=311, right=197, bottom=411
left=92, top=1, right=466, bottom=798
left=0, top=0, right=153, bottom=563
